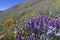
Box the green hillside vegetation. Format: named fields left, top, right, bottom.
left=0, top=0, right=60, bottom=40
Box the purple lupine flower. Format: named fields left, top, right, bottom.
left=35, top=19, right=39, bottom=26
left=44, top=24, right=47, bottom=33
left=43, top=15, right=50, bottom=24
left=26, top=21, right=33, bottom=30
left=16, top=35, right=22, bottom=40
left=48, top=18, right=59, bottom=27
left=26, top=24, right=30, bottom=30
left=33, top=25, right=41, bottom=36
left=16, top=15, right=60, bottom=40
left=33, top=26, right=37, bottom=32
left=31, top=17, right=37, bottom=23
left=31, top=17, right=39, bottom=25
left=38, top=16, right=43, bottom=24
left=31, top=17, right=40, bottom=28
left=36, top=26, right=41, bottom=34
left=48, top=19, right=54, bottom=26
left=54, top=19, right=59, bottom=27
left=28, top=33, right=36, bottom=40
left=38, top=15, right=42, bottom=23
left=37, top=16, right=43, bottom=28
left=28, top=36, right=33, bottom=40
left=16, top=31, right=22, bottom=40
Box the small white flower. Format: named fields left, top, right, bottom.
left=47, top=30, right=53, bottom=35
left=55, top=32, right=60, bottom=36
left=49, top=26, right=53, bottom=30
left=46, top=37, right=49, bottom=40
left=24, top=21, right=25, bottom=23
left=52, top=27, right=56, bottom=31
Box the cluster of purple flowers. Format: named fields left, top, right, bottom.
left=16, top=15, right=60, bottom=40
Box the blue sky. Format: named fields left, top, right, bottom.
left=0, top=0, right=26, bottom=11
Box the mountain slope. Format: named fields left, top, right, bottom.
left=0, top=0, right=46, bottom=19
left=0, top=0, right=60, bottom=39
left=0, top=0, right=60, bottom=20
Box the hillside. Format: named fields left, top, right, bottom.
left=0, top=0, right=48, bottom=20
left=0, top=0, right=60, bottom=19
left=0, top=0, right=60, bottom=40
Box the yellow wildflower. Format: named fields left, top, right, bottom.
left=21, top=15, right=26, bottom=20
left=30, top=13, right=35, bottom=17
left=3, top=18, right=14, bottom=25
left=22, top=30, right=25, bottom=34
left=14, top=31, right=17, bottom=34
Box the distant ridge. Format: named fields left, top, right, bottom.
left=0, top=11, right=3, bottom=13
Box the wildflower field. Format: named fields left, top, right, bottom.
left=0, top=8, right=60, bottom=40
